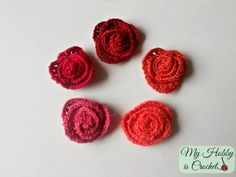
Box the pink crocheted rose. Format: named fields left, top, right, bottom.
left=49, top=46, right=94, bottom=89
left=62, top=98, right=111, bottom=143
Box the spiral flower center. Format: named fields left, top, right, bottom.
left=103, top=31, right=130, bottom=56
left=109, top=33, right=124, bottom=47
left=80, top=112, right=95, bottom=129
left=63, top=61, right=77, bottom=76
left=153, top=55, right=174, bottom=75
left=76, top=109, right=96, bottom=129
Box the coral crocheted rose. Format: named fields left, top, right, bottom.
left=62, top=98, right=111, bottom=143
left=142, top=48, right=186, bottom=93
left=93, top=18, right=140, bottom=64
left=49, top=46, right=94, bottom=89
left=121, top=101, right=173, bottom=146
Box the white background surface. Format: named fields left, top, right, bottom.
left=0, top=0, right=236, bottom=177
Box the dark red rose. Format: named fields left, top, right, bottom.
left=93, top=18, right=140, bottom=64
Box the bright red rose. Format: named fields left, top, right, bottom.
left=49, top=46, right=94, bottom=89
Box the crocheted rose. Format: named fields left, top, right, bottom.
left=62, top=98, right=111, bottom=143
left=49, top=46, right=94, bottom=89
left=93, top=18, right=140, bottom=64
left=121, top=101, right=173, bottom=146
left=142, top=48, right=186, bottom=93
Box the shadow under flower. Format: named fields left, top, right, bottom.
left=86, top=50, right=109, bottom=87
left=105, top=103, right=121, bottom=137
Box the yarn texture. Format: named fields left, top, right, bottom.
left=121, top=100, right=173, bottom=146
left=49, top=46, right=94, bottom=89
left=93, top=18, right=140, bottom=64
left=142, top=48, right=186, bottom=93
left=62, top=98, right=111, bottom=143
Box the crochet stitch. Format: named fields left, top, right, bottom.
left=121, top=100, right=173, bottom=146
left=142, top=48, right=186, bottom=93
left=62, top=98, right=111, bottom=143
left=49, top=46, right=94, bottom=89
left=93, top=18, right=140, bottom=64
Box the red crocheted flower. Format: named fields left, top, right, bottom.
left=62, top=98, right=111, bottom=143
left=93, top=18, right=140, bottom=64
left=142, top=48, right=187, bottom=93
left=121, top=100, right=173, bottom=146
left=49, top=46, right=94, bottom=89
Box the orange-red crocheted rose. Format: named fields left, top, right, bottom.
left=93, top=18, right=140, bottom=64
left=142, top=48, right=186, bottom=93
left=121, top=100, right=173, bottom=146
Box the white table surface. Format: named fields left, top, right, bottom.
left=0, top=0, right=236, bottom=177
